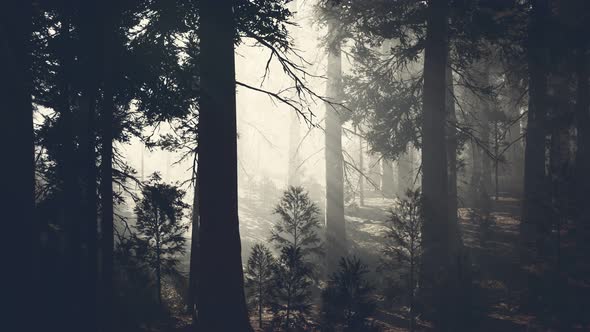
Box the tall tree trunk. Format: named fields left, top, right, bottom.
left=78, top=2, right=100, bottom=328
left=197, top=1, right=252, bottom=330
left=324, top=13, right=346, bottom=272
left=420, top=0, right=456, bottom=329
left=100, top=1, right=116, bottom=329
left=188, top=171, right=199, bottom=320
left=522, top=0, right=550, bottom=253
left=381, top=159, right=394, bottom=198
left=2, top=2, right=37, bottom=330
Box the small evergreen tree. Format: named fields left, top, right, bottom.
left=133, top=173, right=189, bottom=305
left=380, top=189, right=423, bottom=332
left=271, top=186, right=323, bottom=259
left=270, top=246, right=313, bottom=330
left=245, top=243, right=276, bottom=329
left=321, top=256, right=376, bottom=331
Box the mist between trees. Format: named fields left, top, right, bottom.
left=3, top=0, right=590, bottom=331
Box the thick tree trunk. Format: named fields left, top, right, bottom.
left=522, top=0, right=550, bottom=253
left=381, top=159, right=394, bottom=198
left=1, top=2, right=37, bottom=330
left=420, top=0, right=456, bottom=329
left=78, top=3, right=100, bottom=328
left=197, top=1, right=252, bottom=330
left=324, top=16, right=346, bottom=272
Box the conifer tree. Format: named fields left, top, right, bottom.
left=321, top=256, right=376, bottom=331
left=245, top=243, right=276, bottom=329
left=270, top=246, right=313, bottom=330
left=134, top=173, right=189, bottom=305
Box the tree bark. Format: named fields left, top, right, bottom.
left=420, top=0, right=456, bottom=329
left=358, top=127, right=365, bottom=206
left=197, top=1, right=252, bottom=330
left=324, top=14, right=346, bottom=273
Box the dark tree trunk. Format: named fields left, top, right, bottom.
left=1, top=2, right=37, bottom=330
left=197, top=1, right=252, bottom=330
left=522, top=0, right=550, bottom=252
left=324, top=14, right=346, bottom=272
left=99, top=1, right=117, bottom=329
left=78, top=3, right=101, bottom=328
left=420, top=0, right=457, bottom=329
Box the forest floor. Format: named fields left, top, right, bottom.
left=147, top=191, right=589, bottom=331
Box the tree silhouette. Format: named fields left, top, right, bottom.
left=245, top=243, right=276, bottom=329
left=133, top=173, right=189, bottom=305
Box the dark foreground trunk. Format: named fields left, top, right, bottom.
left=197, top=1, right=252, bottom=330
left=2, top=2, right=37, bottom=330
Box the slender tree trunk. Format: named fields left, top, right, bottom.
left=2, top=2, right=37, bottom=330
left=358, top=127, right=365, bottom=206
left=188, top=171, right=199, bottom=320
left=324, top=12, right=346, bottom=272
left=156, top=211, right=162, bottom=306
left=522, top=0, right=550, bottom=253
left=420, top=0, right=455, bottom=329
left=197, top=1, right=252, bottom=330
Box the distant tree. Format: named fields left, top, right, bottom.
left=321, top=256, right=376, bottom=331
left=381, top=189, right=423, bottom=332
left=271, top=186, right=323, bottom=259
left=245, top=243, right=276, bottom=329
left=270, top=246, right=313, bottom=330
left=133, top=173, right=189, bottom=305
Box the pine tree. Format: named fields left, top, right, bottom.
left=381, top=189, right=423, bottom=332
left=245, top=244, right=276, bottom=329
left=270, top=246, right=313, bottom=330
left=321, top=256, right=376, bottom=331
left=271, top=186, right=323, bottom=259
left=133, top=173, right=189, bottom=305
